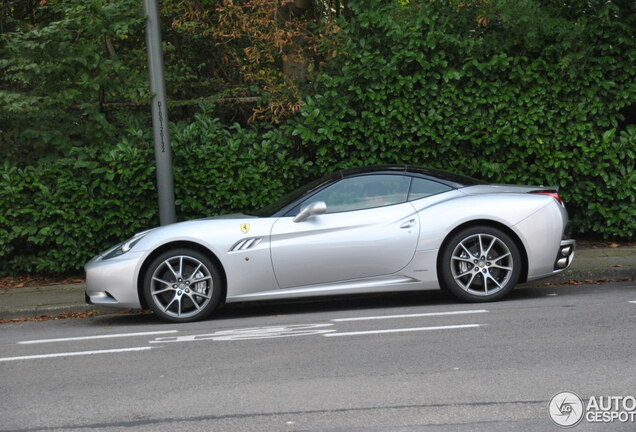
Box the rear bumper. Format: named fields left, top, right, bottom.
left=553, top=239, right=576, bottom=272
left=526, top=238, right=576, bottom=282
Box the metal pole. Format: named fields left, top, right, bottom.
left=143, top=0, right=176, bottom=225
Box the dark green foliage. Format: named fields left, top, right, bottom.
left=0, top=0, right=634, bottom=276
left=0, top=0, right=226, bottom=165
left=173, top=110, right=309, bottom=219
left=0, top=0, right=149, bottom=164
left=0, top=117, right=309, bottom=274
left=0, top=136, right=157, bottom=274
left=291, top=0, right=635, bottom=239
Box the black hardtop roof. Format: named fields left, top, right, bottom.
left=337, top=165, right=487, bottom=187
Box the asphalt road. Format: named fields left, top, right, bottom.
left=1, top=281, right=635, bottom=432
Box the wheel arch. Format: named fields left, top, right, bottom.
left=136, top=241, right=227, bottom=309
left=436, top=219, right=529, bottom=285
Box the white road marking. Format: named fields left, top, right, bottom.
left=18, top=330, right=178, bottom=345
left=150, top=324, right=334, bottom=343
left=629, top=301, right=636, bottom=304
left=331, top=309, right=488, bottom=322
left=0, top=347, right=152, bottom=362
left=323, top=324, right=481, bottom=337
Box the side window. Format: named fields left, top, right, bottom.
left=301, top=175, right=410, bottom=214
left=408, top=177, right=452, bottom=201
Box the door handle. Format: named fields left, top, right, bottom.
left=400, top=219, right=416, bottom=229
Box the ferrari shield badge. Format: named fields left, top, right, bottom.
left=240, top=223, right=250, bottom=234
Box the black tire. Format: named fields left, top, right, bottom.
left=439, top=226, right=522, bottom=302
left=143, top=248, right=222, bottom=323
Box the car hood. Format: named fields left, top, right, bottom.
left=134, top=213, right=274, bottom=253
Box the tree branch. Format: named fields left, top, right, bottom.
left=66, top=96, right=260, bottom=110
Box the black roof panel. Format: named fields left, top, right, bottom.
left=339, top=165, right=487, bottom=187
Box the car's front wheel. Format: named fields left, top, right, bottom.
left=143, top=248, right=222, bottom=322
left=440, top=226, right=522, bottom=302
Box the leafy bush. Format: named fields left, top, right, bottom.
left=291, top=0, right=636, bottom=239
left=0, top=116, right=309, bottom=275
left=172, top=111, right=309, bottom=219
left=0, top=0, right=149, bottom=164
left=1, top=0, right=634, bottom=276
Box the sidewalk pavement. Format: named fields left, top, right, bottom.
left=1, top=246, right=634, bottom=320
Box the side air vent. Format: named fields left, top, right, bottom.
left=229, top=237, right=264, bottom=252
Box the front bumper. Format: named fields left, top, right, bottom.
left=84, top=251, right=145, bottom=309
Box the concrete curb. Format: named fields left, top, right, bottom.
left=519, top=266, right=634, bottom=288
left=2, top=304, right=100, bottom=319
left=0, top=284, right=114, bottom=320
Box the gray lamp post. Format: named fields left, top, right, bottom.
left=143, top=0, right=176, bottom=225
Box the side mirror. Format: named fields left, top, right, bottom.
left=293, top=201, right=327, bottom=223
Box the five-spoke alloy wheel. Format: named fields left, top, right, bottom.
left=143, top=248, right=222, bottom=322
left=440, top=226, right=522, bottom=302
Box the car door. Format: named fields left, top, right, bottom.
left=270, top=174, right=419, bottom=288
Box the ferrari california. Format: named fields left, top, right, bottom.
left=85, top=165, right=575, bottom=322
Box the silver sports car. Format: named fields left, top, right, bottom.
left=85, top=166, right=575, bottom=322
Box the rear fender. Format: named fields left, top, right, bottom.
left=411, top=193, right=552, bottom=252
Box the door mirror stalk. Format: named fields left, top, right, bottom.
left=293, top=201, right=327, bottom=223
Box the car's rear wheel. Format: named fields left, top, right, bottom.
left=143, top=248, right=222, bottom=322
left=440, top=226, right=521, bottom=302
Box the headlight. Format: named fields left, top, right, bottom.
left=102, top=230, right=151, bottom=260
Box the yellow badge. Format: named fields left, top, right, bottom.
left=240, top=223, right=250, bottom=234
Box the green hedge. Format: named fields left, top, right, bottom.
left=0, top=114, right=308, bottom=275
left=1, top=0, right=635, bottom=275
left=0, top=138, right=157, bottom=274
left=291, top=0, right=635, bottom=239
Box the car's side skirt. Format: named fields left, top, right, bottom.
left=224, top=275, right=437, bottom=303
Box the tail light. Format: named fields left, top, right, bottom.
left=529, top=190, right=564, bottom=205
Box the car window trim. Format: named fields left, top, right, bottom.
left=273, top=171, right=462, bottom=217
left=282, top=173, right=413, bottom=217
left=406, top=176, right=453, bottom=202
